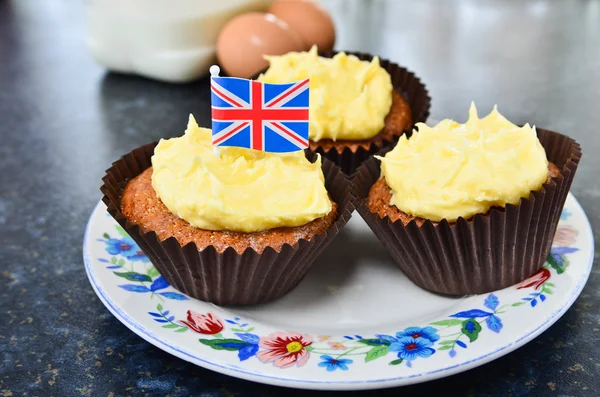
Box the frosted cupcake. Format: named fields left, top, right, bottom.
left=353, top=104, right=581, bottom=294
left=258, top=46, right=430, bottom=174
left=102, top=116, right=354, bottom=304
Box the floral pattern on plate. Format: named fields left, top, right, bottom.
left=95, top=209, right=581, bottom=371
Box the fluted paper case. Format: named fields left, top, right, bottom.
left=353, top=129, right=581, bottom=295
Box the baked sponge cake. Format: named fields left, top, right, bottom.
left=121, top=166, right=338, bottom=254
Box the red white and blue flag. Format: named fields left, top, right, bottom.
left=210, top=76, right=310, bottom=153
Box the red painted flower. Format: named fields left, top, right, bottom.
left=517, top=268, right=551, bottom=290
left=179, top=311, right=224, bottom=335
left=256, top=332, right=313, bottom=368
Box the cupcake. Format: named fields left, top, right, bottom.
left=101, top=115, right=354, bottom=305
left=353, top=104, right=581, bottom=295
left=257, top=46, right=430, bottom=174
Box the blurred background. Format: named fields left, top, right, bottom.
left=1, top=1, right=599, bottom=396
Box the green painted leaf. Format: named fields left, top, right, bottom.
left=358, top=338, right=391, bottom=346
left=175, top=327, right=188, bottom=333
left=162, top=324, right=178, bottom=329
left=546, top=282, right=555, bottom=287
left=199, top=338, right=248, bottom=351
left=461, top=319, right=481, bottom=342
left=147, top=266, right=160, bottom=278
left=559, top=257, right=570, bottom=273
left=439, top=340, right=455, bottom=345
left=440, top=340, right=454, bottom=345
left=111, top=257, right=117, bottom=264
left=103, top=233, right=110, bottom=239
left=230, top=328, right=244, bottom=332
left=511, top=302, right=525, bottom=307
left=118, top=258, right=125, bottom=266
left=157, top=303, right=163, bottom=311
left=115, top=224, right=129, bottom=237
left=305, top=345, right=314, bottom=352
left=547, top=254, right=567, bottom=274
left=437, top=345, right=453, bottom=351
left=543, top=288, right=553, bottom=295
left=113, top=271, right=152, bottom=282
left=245, top=327, right=255, bottom=332
left=365, top=345, right=389, bottom=362
left=389, top=359, right=403, bottom=366
left=430, top=319, right=464, bottom=327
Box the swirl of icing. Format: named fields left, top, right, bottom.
left=258, top=46, right=392, bottom=141
left=151, top=115, right=332, bottom=233
left=379, top=103, right=549, bottom=222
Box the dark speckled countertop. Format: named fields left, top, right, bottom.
left=0, top=0, right=598, bottom=396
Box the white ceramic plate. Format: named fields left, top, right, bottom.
left=83, top=194, right=593, bottom=391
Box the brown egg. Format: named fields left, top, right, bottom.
left=268, top=0, right=336, bottom=51
left=217, top=12, right=304, bottom=78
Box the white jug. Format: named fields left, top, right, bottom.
left=86, top=0, right=272, bottom=83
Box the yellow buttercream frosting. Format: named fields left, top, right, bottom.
left=378, top=103, right=549, bottom=222
left=258, top=46, right=393, bottom=141
left=151, top=115, right=332, bottom=233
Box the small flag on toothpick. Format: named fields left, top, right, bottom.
left=209, top=65, right=310, bottom=153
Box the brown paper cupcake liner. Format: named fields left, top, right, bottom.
left=252, top=50, right=431, bottom=175
left=353, top=128, right=581, bottom=295
left=100, top=143, right=354, bottom=305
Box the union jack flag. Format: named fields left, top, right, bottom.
left=211, top=76, right=310, bottom=153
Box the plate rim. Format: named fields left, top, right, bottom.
left=83, top=193, right=594, bottom=391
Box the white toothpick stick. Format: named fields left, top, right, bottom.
left=210, top=65, right=221, bottom=157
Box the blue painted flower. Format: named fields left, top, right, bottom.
left=464, top=321, right=478, bottom=333
left=104, top=237, right=149, bottom=262
left=104, top=237, right=138, bottom=256
left=389, top=337, right=435, bottom=361
left=550, top=246, right=579, bottom=261
left=125, top=252, right=150, bottom=263
left=317, top=355, right=353, bottom=371
left=235, top=333, right=260, bottom=361
left=395, top=326, right=440, bottom=343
